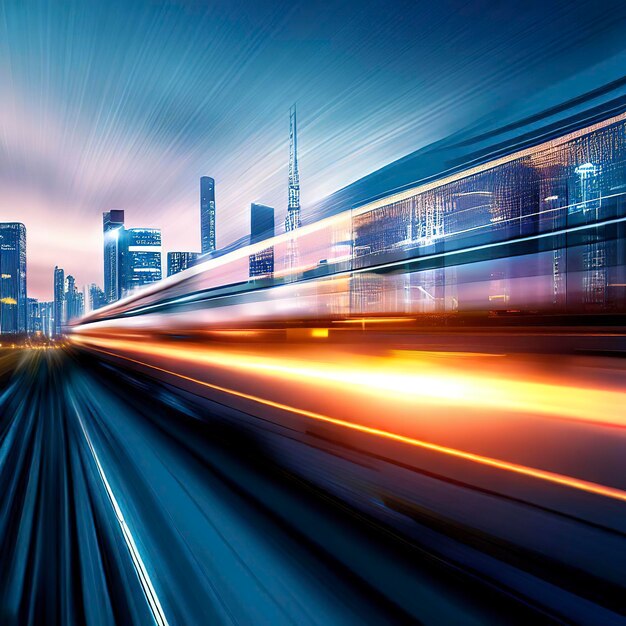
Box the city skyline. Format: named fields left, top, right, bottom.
left=3, top=0, right=626, bottom=300
left=0, top=99, right=297, bottom=336
left=0, top=99, right=299, bottom=336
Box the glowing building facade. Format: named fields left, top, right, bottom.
left=200, top=177, right=216, bottom=255
left=86, top=284, right=107, bottom=313
left=167, top=252, right=199, bottom=277
left=65, top=275, right=84, bottom=322
left=38, top=301, right=54, bottom=337
left=0, top=223, right=27, bottom=335
left=103, top=210, right=125, bottom=303
left=103, top=211, right=163, bottom=302
left=53, top=266, right=65, bottom=336
left=122, top=228, right=162, bottom=296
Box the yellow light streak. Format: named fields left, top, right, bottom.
left=70, top=334, right=626, bottom=428
left=206, top=329, right=262, bottom=337
left=310, top=328, right=329, bottom=338
left=390, top=350, right=505, bottom=359
left=80, top=343, right=626, bottom=504
left=332, top=318, right=416, bottom=324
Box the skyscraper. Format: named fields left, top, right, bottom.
left=103, top=209, right=125, bottom=303
left=65, top=274, right=84, bottom=322
left=121, top=228, right=162, bottom=296
left=27, top=298, right=38, bottom=334
left=85, top=284, right=107, bottom=313
left=38, top=301, right=54, bottom=337
left=0, top=222, right=27, bottom=335
left=167, top=251, right=199, bottom=277
left=200, top=176, right=216, bottom=254
left=53, top=266, right=65, bottom=336
left=284, top=105, right=301, bottom=232
left=249, top=203, right=275, bottom=278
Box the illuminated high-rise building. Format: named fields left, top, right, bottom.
left=0, top=222, right=27, bottom=335
left=27, top=298, right=40, bottom=334
left=104, top=210, right=164, bottom=300
left=53, top=266, right=65, bottom=336
left=249, top=203, right=275, bottom=278
left=167, top=251, right=199, bottom=277
left=65, top=275, right=84, bottom=322
left=200, top=176, right=216, bottom=254
left=103, top=209, right=125, bottom=303
left=284, top=105, right=301, bottom=232
left=37, top=301, right=53, bottom=337
left=121, top=228, right=162, bottom=296
left=85, top=284, right=107, bottom=313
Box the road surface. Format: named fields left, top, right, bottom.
left=0, top=346, right=556, bottom=625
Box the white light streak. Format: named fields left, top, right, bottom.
left=69, top=394, right=170, bottom=626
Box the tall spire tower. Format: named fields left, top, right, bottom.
left=285, top=104, right=301, bottom=232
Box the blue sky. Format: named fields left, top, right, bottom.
left=1, top=0, right=625, bottom=298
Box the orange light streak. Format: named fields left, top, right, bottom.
left=390, top=350, right=506, bottom=359
left=72, top=334, right=626, bottom=428
left=206, top=330, right=262, bottom=337
left=77, top=342, right=626, bottom=504
left=332, top=317, right=416, bottom=324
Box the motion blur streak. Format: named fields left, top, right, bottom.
left=74, top=339, right=626, bottom=505
left=71, top=333, right=626, bottom=428
left=64, top=330, right=626, bottom=625
left=0, top=348, right=550, bottom=625
left=69, top=394, right=170, bottom=626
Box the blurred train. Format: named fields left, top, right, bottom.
left=70, top=79, right=626, bottom=624
left=74, top=80, right=626, bottom=337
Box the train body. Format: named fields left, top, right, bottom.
left=75, top=93, right=626, bottom=335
